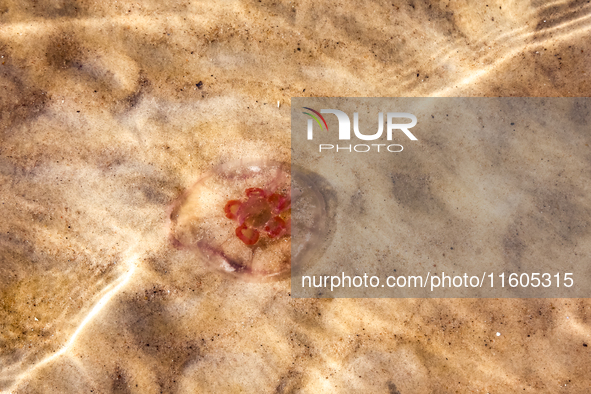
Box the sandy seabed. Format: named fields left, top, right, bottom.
left=1, top=0, right=591, bottom=392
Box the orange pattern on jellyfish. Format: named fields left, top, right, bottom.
left=224, top=187, right=291, bottom=245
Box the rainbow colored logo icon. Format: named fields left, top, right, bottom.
left=302, top=107, right=328, bottom=131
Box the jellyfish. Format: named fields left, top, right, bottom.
left=168, top=160, right=327, bottom=280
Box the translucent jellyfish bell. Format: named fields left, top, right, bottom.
left=168, top=160, right=327, bottom=281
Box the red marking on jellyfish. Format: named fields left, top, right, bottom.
left=236, top=223, right=260, bottom=245
left=245, top=188, right=266, bottom=198
left=264, top=216, right=286, bottom=238
left=267, top=193, right=291, bottom=214
left=225, top=187, right=291, bottom=245
left=224, top=200, right=241, bottom=220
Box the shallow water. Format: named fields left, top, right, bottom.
left=1, top=0, right=591, bottom=392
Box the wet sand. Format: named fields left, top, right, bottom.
left=1, top=0, right=591, bottom=392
